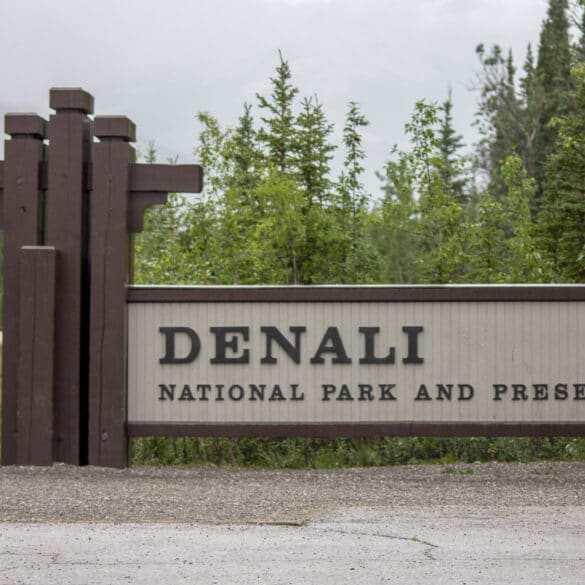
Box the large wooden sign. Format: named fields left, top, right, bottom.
left=2, top=88, right=584, bottom=469
left=126, top=287, right=585, bottom=438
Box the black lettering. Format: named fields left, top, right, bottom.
left=158, top=384, right=175, bottom=401
left=359, top=327, right=395, bottom=364
left=402, top=326, right=424, bottom=364
left=290, top=384, right=304, bottom=401
left=310, top=327, right=352, bottom=364
left=554, top=383, right=568, bottom=400
left=379, top=384, right=397, bottom=401
left=414, top=384, right=432, bottom=401
left=197, top=384, right=211, bottom=401
left=358, top=384, right=374, bottom=401
left=215, top=384, right=225, bottom=401
left=228, top=384, right=244, bottom=401
left=458, top=384, right=474, bottom=401
left=179, top=384, right=195, bottom=401
left=533, top=384, right=548, bottom=401
left=574, top=384, right=585, bottom=400
left=249, top=384, right=265, bottom=401
left=512, top=384, right=528, bottom=401
left=159, top=327, right=200, bottom=364
left=336, top=384, right=354, bottom=401
left=437, top=384, right=452, bottom=401
left=261, top=326, right=306, bottom=364
left=493, top=384, right=507, bottom=401
left=269, top=384, right=286, bottom=401
left=210, top=327, right=250, bottom=364
left=322, top=384, right=336, bottom=401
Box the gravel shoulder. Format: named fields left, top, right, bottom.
left=1, top=461, right=584, bottom=525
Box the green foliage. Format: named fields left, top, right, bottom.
left=295, top=96, right=336, bottom=205
left=539, top=62, right=585, bottom=282
left=377, top=100, right=468, bottom=284
left=256, top=50, right=300, bottom=174
left=533, top=0, right=574, bottom=196
left=131, top=437, right=585, bottom=468
left=131, top=25, right=585, bottom=468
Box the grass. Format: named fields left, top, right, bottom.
left=129, top=436, right=585, bottom=468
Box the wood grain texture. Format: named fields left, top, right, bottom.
left=16, top=247, right=56, bottom=465
left=45, top=106, right=92, bottom=465
left=88, top=119, right=134, bottom=468
left=1, top=118, right=46, bottom=465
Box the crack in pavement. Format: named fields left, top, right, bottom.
left=312, top=526, right=438, bottom=560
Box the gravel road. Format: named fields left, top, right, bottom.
left=1, top=461, right=583, bottom=524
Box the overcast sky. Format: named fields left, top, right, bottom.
left=0, top=0, right=550, bottom=194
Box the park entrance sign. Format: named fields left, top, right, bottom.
left=126, top=287, right=585, bottom=438
left=1, top=89, right=584, bottom=469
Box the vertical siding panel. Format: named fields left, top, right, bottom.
left=126, top=298, right=585, bottom=427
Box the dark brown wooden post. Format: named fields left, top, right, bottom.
left=45, top=88, right=94, bottom=465
left=88, top=116, right=136, bottom=468
left=16, top=246, right=56, bottom=465
left=1, top=114, right=46, bottom=465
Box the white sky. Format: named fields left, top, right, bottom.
left=0, top=0, right=550, bottom=195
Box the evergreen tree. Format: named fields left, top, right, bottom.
left=534, top=0, right=573, bottom=199
left=337, top=101, right=379, bottom=282
left=295, top=96, right=336, bottom=206
left=219, top=104, right=265, bottom=283
left=294, top=96, right=345, bottom=284
left=256, top=51, right=300, bottom=174
left=338, top=101, right=369, bottom=236
left=226, top=103, right=263, bottom=198
left=438, top=89, right=466, bottom=203
left=539, top=62, right=585, bottom=282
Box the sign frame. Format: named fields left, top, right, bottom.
left=126, top=284, right=585, bottom=439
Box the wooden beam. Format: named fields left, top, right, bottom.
left=129, top=163, right=203, bottom=193
left=17, top=247, right=56, bottom=466
left=1, top=114, right=46, bottom=465
left=45, top=88, right=93, bottom=465
left=88, top=116, right=134, bottom=468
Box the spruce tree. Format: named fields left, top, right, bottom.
left=539, top=62, right=585, bottom=282
left=227, top=103, right=262, bottom=199
left=337, top=102, right=378, bottom=282
left=256, top=51, right=300, bottom=174
left=339, top=101, right=369, bottom=224
left=295, top=96, right=336, bottom=206
left=438, top=89, right=466, bottom=203
left=534, top=0, right=573, bottom=199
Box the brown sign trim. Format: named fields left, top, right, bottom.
left=127, top=285, right=585, bottom=303
left=128, top=421, right=585, bottom=438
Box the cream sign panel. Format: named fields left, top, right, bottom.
left=127, top=301, right=585, bottom=424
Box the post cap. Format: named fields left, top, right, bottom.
left=4, top=114, right=47, bottom=139
left=94, top=116, right=136, bottom=142
left=49, top=88, right=94, bottom=114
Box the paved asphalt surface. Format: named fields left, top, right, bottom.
left=2, top=506, right=584, bottom=584
left=1, top=463, right=584, bottom=584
